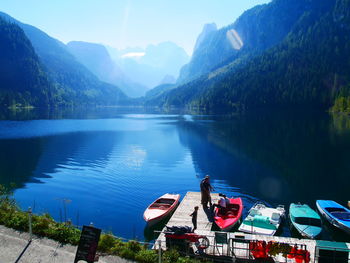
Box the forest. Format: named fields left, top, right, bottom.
left=147, top=0, right=350, bottom=113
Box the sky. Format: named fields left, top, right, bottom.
left=0, top=0, right=270, bottom=55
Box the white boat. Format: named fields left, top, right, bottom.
left=143, top=193, right=180, bottom=225
left=238, top=203, right=285, bottom=235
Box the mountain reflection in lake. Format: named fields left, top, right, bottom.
left=0, top=109, right=349, bottom=242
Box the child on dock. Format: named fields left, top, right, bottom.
left=190, top=206, right=199, bottom=232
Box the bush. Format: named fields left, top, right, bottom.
left=98, top=233, right=117, bottom=253
left=48, top=223, right=80, bottom=245
left=135, top=249, right=158, bottom=263
left=119, top=248, right=136, bottom=260
left=177, top=256, right=202, bottom=263
left=4, top=210, right=28, bottom=231
left=32, top=213, right=55, bottom=236
left=110, top=238, right=126, bottom=255
left=162, top=249, right=180, bottom=263
left=127, top=240, right=142, bottom=253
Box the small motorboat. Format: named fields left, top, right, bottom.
left=289, top=203, right=322, bottom=239
left=214, top=197, right=243, bottom=231
left=316, top=200, right=350, bottom=234
left=143, top=193, right=180, bottom=224
left=238, top=202, right=285, bottom=235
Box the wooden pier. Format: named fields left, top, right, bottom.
left=154, top=192, right=350, bottom=263
left=155, top=192, right=219, bottom=250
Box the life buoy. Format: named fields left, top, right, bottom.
left=195, top=236, right=209, bottom=249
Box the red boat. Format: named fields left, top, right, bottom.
left=214, top=197, right=243, bottom=231
left=143, top=193, right=180, bottom=224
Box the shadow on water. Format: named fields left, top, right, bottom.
left=175, top=111, right=350, bottom=206
left=0, top=131, right=119, bottom=189
left=173, top=111, right=350, bottom=241
left=0, top=137, right=47, bottom=188
left=319, top=216, right=350, bottom=242
left=1, top=107, right=350, bottom=242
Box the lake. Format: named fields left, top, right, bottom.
left=0, top=108, right=349, bottom=242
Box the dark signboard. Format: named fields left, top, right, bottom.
left=74, top=225, right=101, bottom=263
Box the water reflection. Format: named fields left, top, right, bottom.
left=0, top=109, right=349, bottom=241
left=176, top=112, right=350, bottom=206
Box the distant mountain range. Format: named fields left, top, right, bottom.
left=0, top=10, right=190, bottom=106
left=2, top=0, right=350, bottom=112
left=146, top=0, right=350, bottom=112
left=108, top=42, right=190, bottom=89
left=67, top=41, right=148, bottom=98
left=0, top=12, right=127, bottom=107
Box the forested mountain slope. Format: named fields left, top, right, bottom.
left=0, top=12, right=127, bottom=107
left=155, top=0, right=350, bottom=111
left=178, top=0, right=321, bottom=83
left=0, top=17, right=54, bottom=108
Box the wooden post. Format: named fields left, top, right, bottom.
left=348, top=201, right=350, bottom=209
left=158, top=240, right=162, bottom=263
left=28, top=207, right=32, bottom=241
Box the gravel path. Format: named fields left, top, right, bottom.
left=0, top=225, right=134, bottom=263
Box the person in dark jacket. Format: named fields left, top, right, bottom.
left=200, top=175, right=213, bottom=208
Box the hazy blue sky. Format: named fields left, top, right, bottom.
left=1, top=0, right=270, bottom=54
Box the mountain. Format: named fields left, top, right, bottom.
left=0, top=17, right=54, bottom=108
left=152, top=0, right=350, bottom=112
left=158, top=75, right=176, bottom=85
left=177, top=0, right=325, bottom=84
left=67, top=41, right=148, bottom=97
left=0, top=12, right=127, bottom=106
left=193, top=23, right=218, bottom=54
left=145, top=84, right=175, bottom=102
left=140, top=42, right=189, bottom=77
left=108, top=42, right=190, bottom=89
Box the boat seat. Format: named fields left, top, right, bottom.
left=250, top=209, right=260, bottom=217
left=255, top=215, right=269, bottom=223
left=226, top=213, right=235, bottom=218
left=227, top=204, right=239, bottom=210
left=331, top=211, right=350, bottom=221
left=150, top=203, right=171, bottom=209
left=270, top=212, right=280, bottom=224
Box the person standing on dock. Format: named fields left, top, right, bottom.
left=200, top=175, right=213, bottom=208
left=190, top=206, right=199, bottom=232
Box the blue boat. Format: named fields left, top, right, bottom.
left=289, top=203, right=322, bottom=239
left=316, top=200, right=350, bottom=235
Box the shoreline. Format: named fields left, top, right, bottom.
left=0, top=225, right=133, bottom=263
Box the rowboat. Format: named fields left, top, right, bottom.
left=289, top=203, right=322, bottom=239
left=143, top=193, right=180, bottom=224
left=316, top=200, right=350, bottom=234
left=214, top=197, right=243, bottom=231
left=238, top=203, right=285, bottom=235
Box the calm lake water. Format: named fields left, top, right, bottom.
left=0, top=108, right=349, bottom=242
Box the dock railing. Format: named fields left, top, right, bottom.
left=155, top=229, right=319, bottom=263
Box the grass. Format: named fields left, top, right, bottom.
left=0, top=184, right=203, bottom=262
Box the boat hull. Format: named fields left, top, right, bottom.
left=144, top=193, right=180, bottom=225
left=214, top=197, right=243, bottom=231
left=289, top=203, right=322, bottom=239
left=238, top=203, right=285, bottom=236
left=316, top=200, right=350, bottom=235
